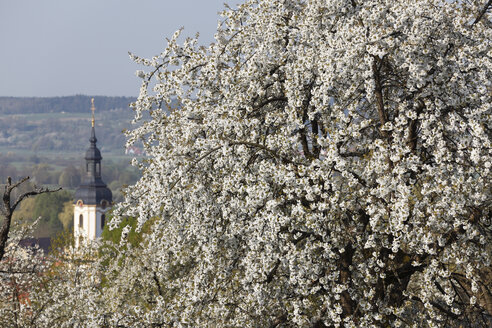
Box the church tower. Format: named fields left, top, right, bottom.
left=73, top=99, right=112, bottom=247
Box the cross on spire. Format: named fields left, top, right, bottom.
left=91, top=98, right=96, bottom=127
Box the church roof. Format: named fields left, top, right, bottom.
left=74, top=180, right=112, bottom=205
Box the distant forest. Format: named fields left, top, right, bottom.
left=0, top=95, right=137, bottom=154
left=0, top=95, right=135, bottom=114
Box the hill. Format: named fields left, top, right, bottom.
left=0, top=95, right=134, bottom=114
left=0, top=95, right=136, bottom=155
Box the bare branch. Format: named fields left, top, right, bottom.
left=0, top=177, right=60, bottom=262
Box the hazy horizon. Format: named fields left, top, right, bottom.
left=0, top=0, right=229, bottom=98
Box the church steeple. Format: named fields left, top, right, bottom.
left=74, top=99, right=112, bottom=247
left=74, top=99, right=112, bottom=205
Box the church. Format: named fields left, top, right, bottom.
left=73, top=99, right=112, bottom=247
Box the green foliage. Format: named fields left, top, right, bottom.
left=101, top=214, right=156, bottom=247
left=49, top=228, right=75, bottom=255
left=12, top=197, right=36, bottom=223
left=31, top=163, right=60, bottom=185
left=13, top=190, right=73, bottom=238
left=101, top=215, right=141, bottom=247
left=58, top=165, right=81, bottom=188
left=57, top=201, right=74, bottom=231
left=33, top=190, right=71, bottom=223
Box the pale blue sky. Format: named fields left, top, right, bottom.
left=0, top=0, right=230, bottom=97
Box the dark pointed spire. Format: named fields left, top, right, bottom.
left=90, top=125, right=97, bottom=143
left=73, top=99, right=112, bottom=205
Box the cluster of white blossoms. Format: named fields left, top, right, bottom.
left=0, top=222, right=109, bottom=328
left=5, top=0, right=489, bottom=327
left=109, top=0, right=491, bottom=326
left=0, top=222, right=48, bottom=327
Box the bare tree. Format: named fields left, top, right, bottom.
left=0, top=176, right=60, bottom=261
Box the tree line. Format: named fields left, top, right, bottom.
left=0, top=95, right=134, bottom=114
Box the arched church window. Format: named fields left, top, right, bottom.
left=79, top=214, right=83, bottom=228
left=101, top=214, right=106, bottom=229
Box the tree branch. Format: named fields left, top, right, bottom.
left=472, top=0, right=492, bottom=26
left=0, top=177, right=60, bottom=262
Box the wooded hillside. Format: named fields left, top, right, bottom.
left=0, top=95, right=134, bottom=114
left=0, top=95, right=136, bottom=154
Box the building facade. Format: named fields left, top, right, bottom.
left=73, top=99, right=112, bottom=247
